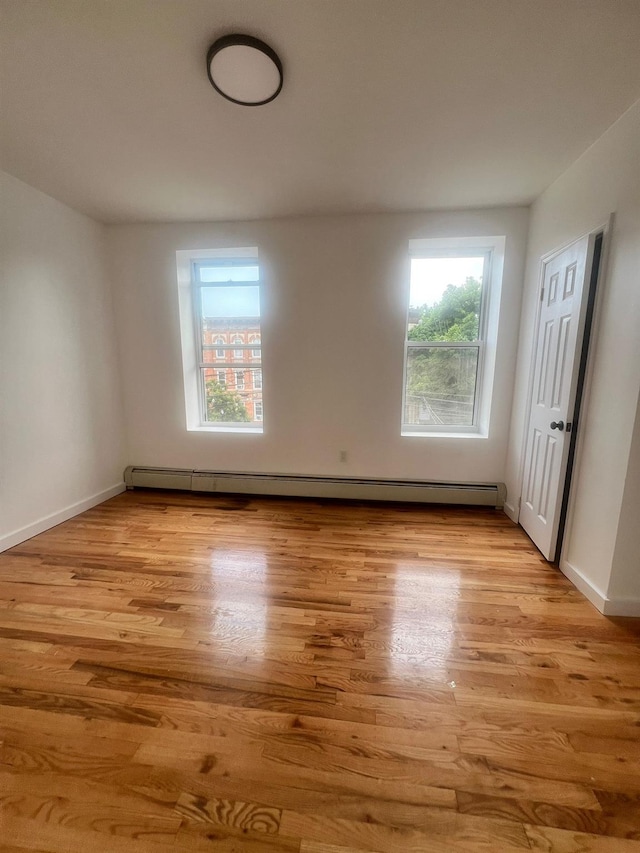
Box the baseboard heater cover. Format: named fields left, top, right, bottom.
left=124, top=467, right=505, bottom=508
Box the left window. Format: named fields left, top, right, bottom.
left=177, top=248, right=264, bottom=432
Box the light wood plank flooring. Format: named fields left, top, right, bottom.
left=1, top=490, right=639, bottom=852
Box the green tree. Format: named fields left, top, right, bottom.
left=205, top=380, right=250, bottom=422
left=405, top=276, right=482, bottom=424
left=407, top=347, right=477, bottom=401
left=408, top=276, right=481, bottom=342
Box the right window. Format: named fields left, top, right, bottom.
left=403, top=250, right=491, bottom=433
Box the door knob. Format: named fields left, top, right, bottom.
left=550, top=420, right=565, bottom=431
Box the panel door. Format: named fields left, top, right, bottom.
left=520, top=237, right=590, bottom=560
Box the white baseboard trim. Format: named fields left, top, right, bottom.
left=0, top=483, right=126, bottom=553
left=503, top=501, right=519, bottom=523
left=560, top=559, right=608, bottom=613
left=602, top=598, right=640, bottom=617
left=560, top=559, right=640, bottom=617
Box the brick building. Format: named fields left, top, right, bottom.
left=202, top=317, right=263, bottom=421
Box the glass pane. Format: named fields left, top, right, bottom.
left=201, top=346, right=260, bottom=365
left=408, top=256, right=484, bottom=342
left=201, top=367, right=263, bottom=425
left=198, top=264, right=259, bottom=283
left=202, top=310, right=260, bottom=349
left=404, top=347, right=478, bottom=426
left=201, top=285, right=260, bottom=321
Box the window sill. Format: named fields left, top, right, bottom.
left=188, top=425, right=264, bottom=434
left=401, top=430, right=488, bottom=439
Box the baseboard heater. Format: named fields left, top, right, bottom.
left=124, top=466, right=505, bottom=508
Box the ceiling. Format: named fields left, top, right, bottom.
left=1, top=0, right=639, bottom=224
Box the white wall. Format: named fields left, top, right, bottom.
left=505, top=100, right=640, bottom=611
left=0, top=172, right=126, bottom=549
left=108, top=207, right=528, bottom=484
left=609, top=388, right=640, bottom=610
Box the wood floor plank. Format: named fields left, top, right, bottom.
left=525, top=823, right=640, bottom=851
left=0, top=815, right=183, bottom=853
left=280, top=809, right=531, bottom=852
left=1, top=490, right=639, bottom=852
left=457, top=790, right=640, bottom=840
left=175, top=791, right=282, bottom=834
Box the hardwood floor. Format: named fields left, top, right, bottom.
left=1, top=490, right=639, bottom=852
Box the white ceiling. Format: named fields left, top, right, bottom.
left=1, top=0, right=639, bottom=224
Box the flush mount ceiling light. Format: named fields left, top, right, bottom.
left=206, top=34, right=283, bottom=106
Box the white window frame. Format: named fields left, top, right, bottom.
left=253, top=369, right=262, bottom=390
left=217, top=370, right=226, bottom=386
left=402, top=236, right=505, bottom=438
left=254, top=401, right=263, bottom=421
left=176, top=246, right=264, bottom=434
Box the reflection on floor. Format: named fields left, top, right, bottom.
left=1, top=489, right=639, bottom=851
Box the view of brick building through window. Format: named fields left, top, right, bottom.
left=201, top=317, right=262, bottom=421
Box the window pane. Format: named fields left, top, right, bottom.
left=404, top=347, right=478, bottom=426
left=198, top=264, right=259, bottom=283
left=201, top=367, right=264, bottom=424
left=202, top=346, right=259, bottom=365
left=201, top=285, right=260, bottom=322
left=408, top=256, right=483, bottom=342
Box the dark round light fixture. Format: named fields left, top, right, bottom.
left=206, top=34, right=283, bottom=106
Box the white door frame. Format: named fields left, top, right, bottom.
left=516, top=216, right=613, bottom=563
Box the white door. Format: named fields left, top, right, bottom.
left=520, top=236, right=591, bottom=560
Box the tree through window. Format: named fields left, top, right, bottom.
left=403, top=253, right=489, bottom=430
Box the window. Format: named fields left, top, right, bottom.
left=178, top=248, right=264, bottom=431
left=402, top=238, right=503, bottom=436
left=250, top=335, right=261, bottom=358
left=253, top=369, right=262, bottom=390
left=231, top=336, right=243, bottom=360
